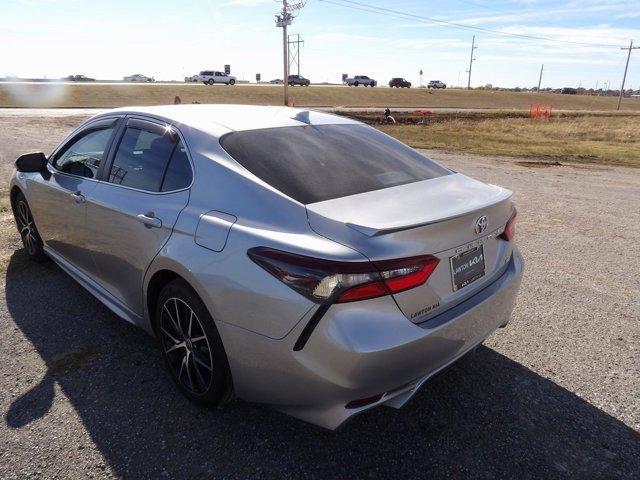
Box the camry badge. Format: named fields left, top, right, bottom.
left=474, top=215, right=488, bottom=235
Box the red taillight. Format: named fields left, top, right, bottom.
left=247, top=247, right=439, bottom=304
left=377, top=256, right=440, bottom=295
left=337, top=281, right=388, bottom=303
left=500, top=208, right=517, bottom=241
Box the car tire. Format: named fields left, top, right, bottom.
left=354, top=81, right=359, bottom=87
left=207, top=79, right=215, bottom=85
left=13, top=192, right=47, bottom=262
left=229, top=79, right=235, bottom=85
left=156, top=279, right=233, bottom=406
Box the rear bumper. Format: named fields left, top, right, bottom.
left=221, top=248, right=524, bottom=429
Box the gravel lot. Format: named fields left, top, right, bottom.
left=0, top=113, right=638, bottom=479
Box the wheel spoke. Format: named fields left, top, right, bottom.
left=190, top=355, right=208, bottom=391
left=192, top=353, right=212, bottom=371
left=165, top=341, right=184, bottom=354
left=25, top=234, right=35, bottom=254
left=177, top=354, right=187, bottom=380
left=173, top=298, right=182, bottom=333
left=161, top=326, right=180, bottom=345
left=18, top=203, right=29, bottom=226
left=184, top=353, right=195, bottom=391
left=187, top=310, right=193, bottom=338
left=163, top=305, right=182, bottom=336
left=190, top=335, right=207, bottom=343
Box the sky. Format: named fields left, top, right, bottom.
left=1, top=0, right=639, bottom=88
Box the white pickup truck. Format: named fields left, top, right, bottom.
left=344, top=75, right=377, bottom=87
left=185, top=70, right=236, bottom=85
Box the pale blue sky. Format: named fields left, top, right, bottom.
left=1, top=0, right=639, bottom=88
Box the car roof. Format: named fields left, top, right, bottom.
left=104, top=104, right=360, bottom=137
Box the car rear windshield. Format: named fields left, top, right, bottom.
left=220, top=124, right=451, bottom=204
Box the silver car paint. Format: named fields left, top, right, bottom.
left=27, top=171, right=98, bottom=275
left=10, top=105, right=524, bottom=429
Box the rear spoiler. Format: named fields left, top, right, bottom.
left=307, top=174, right=513, bottom=238
left=346, top=194, right=512, bottom=237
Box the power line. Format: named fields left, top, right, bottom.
left=318, top=0, right=625, bottom=48
left=451, top=0, right=584, bottom=31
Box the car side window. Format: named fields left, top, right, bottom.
left=109, top=125, right=176, bottom=191
left=53, top=125, right=116, bottom=179
left=160, top=141, right=192, bottom=191
left=108, top=123, right=191, bottom=192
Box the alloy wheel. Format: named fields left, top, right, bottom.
left=160, top=297, right=214, bottom=395
left=16, top=200, right=38, bottom=255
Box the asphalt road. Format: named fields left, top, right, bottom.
left=0, top=114, right=638, bottom=479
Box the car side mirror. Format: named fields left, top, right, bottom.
left=15, top=152, right=49, bottom=178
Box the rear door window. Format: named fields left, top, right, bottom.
left=108, top=121, right=190, bottom=192
left=160, top=142, right=192, bottom=191
left=220, top=124, right=451, bottom=204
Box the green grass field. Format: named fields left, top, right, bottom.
left=379, top=115, right=640, bottom=168
left=2, top=83, right=640, bottom=111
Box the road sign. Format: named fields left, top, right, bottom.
left=256, top=73, right=261, bottom=82
left=224, top=65, right=231, bottom=75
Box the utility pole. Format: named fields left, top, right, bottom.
left=618, top=40, right=639, bottom=111
left=287, top=33, right=304, bottom=76
left=466, top=35, right=477, bottom=90
left=537, top=64, right=544, bottom=92
left=275, top=0, right=305, bottom=106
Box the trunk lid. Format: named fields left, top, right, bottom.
left=306, top=173, right=515, bottom=322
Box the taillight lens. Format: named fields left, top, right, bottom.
left=500, top=208, right=517, bottom=241
left=247, top=247, right=439, bottom=304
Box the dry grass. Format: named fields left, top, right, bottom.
left=2, top=83, right=640, bottom=111
left=379, top=116, right=640, bottom=167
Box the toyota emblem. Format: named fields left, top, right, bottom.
left=474, top=215, right=488, bottom=235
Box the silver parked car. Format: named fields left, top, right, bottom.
left=123, top=74, right=155, bottom=82
left=10, top=105, right=523, bottom=429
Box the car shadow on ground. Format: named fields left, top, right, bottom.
left=4, top=249, right=639, bottom=479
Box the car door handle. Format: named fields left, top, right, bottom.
left=71, top=191, right=85, bottom=204
left=137, top=212, right=162, bottom=228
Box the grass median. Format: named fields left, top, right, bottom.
left=379, top=115, right=640, bottom=168
left=2, top=83, right=640, bottom=111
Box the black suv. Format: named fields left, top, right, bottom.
left=389, top=78, right=411, bottom=88
left=288, top=75, right=310, bottom=87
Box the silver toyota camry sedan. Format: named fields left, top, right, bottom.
left=10, top=105, right=523, bottom=429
